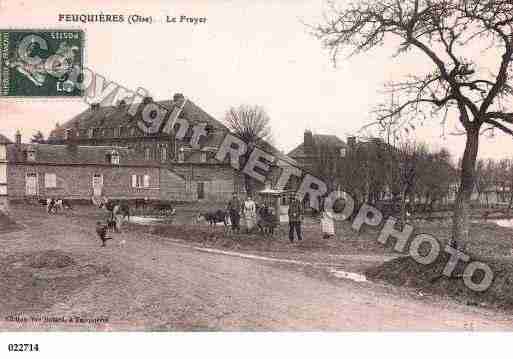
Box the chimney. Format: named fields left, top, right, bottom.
left=15, top=130, right=21, bottom=146
left=74, top=122, right=80, bottom=138
left=347, top=136, right=356, bottom=148
left=304, top=130, right=314, bottom=155
left=173, top=93, right=185, bottom=103
left=65, top=128, right=78, bottom=154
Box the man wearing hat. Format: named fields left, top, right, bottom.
left=288, top=194, right=303, bottom=242
left=227, top=192, right=242, bottom=233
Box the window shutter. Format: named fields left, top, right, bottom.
left=143, top=175, right=150, bottom=188
left=132, top=174, right=137, bottom=188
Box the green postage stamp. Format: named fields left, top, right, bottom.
left=0, top=29, right=84, bottom=97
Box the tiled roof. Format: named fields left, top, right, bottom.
left=257, top=139, right=298, bottom=167
left=0, top=133, right=12, bottom=144
left=46, top=95, right=297, bottom=168
left=49, top=97, right=226, bottom=141
left=288, top=134, right=347, bottom=158
left=6, top=143, right=159, bottom=167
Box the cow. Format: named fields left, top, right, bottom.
left=154, top=202, right=176, bottom=217
left=43, top=198, right=72, bottom=214
left=197, top=209, right=230, bottom=230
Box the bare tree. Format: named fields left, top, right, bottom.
left=30, top=130, right=46, bottom=144
left=313, top=141, right=341, bottom=192
left=414, top=147, right=455, bottom=213
left=395, top=140, right=424, bottom=225
left=223, top=105, right=272, bottom=195
left=314, top=0, right=513, bottom=248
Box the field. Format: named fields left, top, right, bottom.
left=2, top=202, right=513, bottom=330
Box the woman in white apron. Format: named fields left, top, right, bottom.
left=244, top=196, right=257, bottom=233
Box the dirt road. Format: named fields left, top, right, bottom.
left=1, top=205, right=513, bottom=331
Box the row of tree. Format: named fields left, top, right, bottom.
left=313, top=137, right=456, bottom=222
left=313, top=0, right=513, bottom=248
left=475, top=158, right=513, bottom=208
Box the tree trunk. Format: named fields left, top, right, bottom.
left=507, top=187, right=513, bottom=214
left=244, top=174, right=254, bottom=197
left=399, top=188, right=407, bottom=227
left=451, top=128, right=480, bottom=249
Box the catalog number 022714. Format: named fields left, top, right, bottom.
left=7, top=343, right=39, bottom=352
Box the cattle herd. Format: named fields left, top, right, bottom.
left=198, top=205, right=277, bottom=235
left=38, top=197, right=277, bottom=237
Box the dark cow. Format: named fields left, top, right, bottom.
left=43, top=198, right=72, bottom=214
left=197, top=209, right=229, bottom=230
left=154, top=202, right=176, bottom=217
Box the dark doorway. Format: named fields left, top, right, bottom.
left=197, top=182, right=205, bottom=200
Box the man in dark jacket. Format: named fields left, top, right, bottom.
left=96, top=221, right=112, bottom=247
left=227, top=192, right=241, bottom=233
left=288, top=196, right=303, bottom=242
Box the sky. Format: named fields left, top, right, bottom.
left=0, top=0, right=512, bottom=162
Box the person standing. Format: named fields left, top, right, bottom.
left=112, top=201, right=124, bottom=233
left=96, top=221, right=112, bottom=247
left=243, top=195, right=257, bottom=233
left=288, top=196, right=303, bottom=242
left=227, top=192, right=241, bottom=233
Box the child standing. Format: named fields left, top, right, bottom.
left=95, top=221, right=112, bottom=247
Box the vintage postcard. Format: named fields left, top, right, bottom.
left=0, top=0, right=512, bottom=357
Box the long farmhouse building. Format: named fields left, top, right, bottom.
left=0, top=93, right=299, bottom=205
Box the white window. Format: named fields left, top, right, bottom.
left=161, top=147, right=167, bottom=162
left=111, top=151, right=120, bottom=165
left=45, top=173, right=57, bottom=188
left=113, top=127, right=120, bottom=138
left=92, top=174, right=103, bottom=197
left=132, top=174, right=150, bottom=188
left=145, top=148, right=151, bottom=161
left=178, top=151, right=185, bottom=163
left=88, top=128, right=94, bottom=138
left=0, top=164, right=6, bottom=184
left=340, top=148, right=347, bottom=158
left=200, top=152, right=207, bottom=163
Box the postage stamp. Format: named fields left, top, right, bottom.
left=0, top=29, right=84, bottom=97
